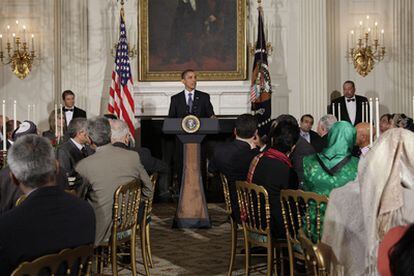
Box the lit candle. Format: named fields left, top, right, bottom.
left=374, top=21, right=378, bottom=41
left=6, top=25, right=10, bottom=43
left=0, top=34, right=2, bottom=52
left=2, top=100, right=6, bottom=151
left=338, top=103, right=341, bottom=121
left=54, top=104, right=58, bottom=137
left=332, top=103, right=336, bottom=118
left=27, top=104, right=30, bottom=121
left=32, top=104, right=35, bottom=124
left=381, top=29, right=384, bottom=45
left=375, top=98, right=380, bottom=139
left=359, top=20, right=363, bottom=39
left=13, top=100, right=16, bottom=130
left=350, top=30, right=354, bottom=46
left=369, top=98, right=373, bottom=146
left=365, top=101, right=369, bottom=122
left=12, top=33, right=15, bottom=44
left=59, top=104, right=63, bottom=136
left=22, top=25, right=26, bottom=43
left=31, top=34, right=34, bottom=51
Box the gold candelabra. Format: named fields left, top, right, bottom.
left=346, top=16, right=386, bottom=77
left=0, top=22, right=36, bottom=80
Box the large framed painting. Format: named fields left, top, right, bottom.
left=139, top=0, right=247, bottom=81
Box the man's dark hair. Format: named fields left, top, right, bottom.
left=67, top=118, right=88, bottom=139
left=62, top=90, right=75, bottom=100
left=181, top=69, right=195, bottom=80
left=235, top=114, right=257, bottom=139
left=380, top=113, right=392, bottom=121
left=5, top=120, right=15, bottom=135
left=300, top=114, right=314, bottom=122
left=343, top=80, right=355, bottom=88
left=271, top=121, right=300, bottom=154
left=390, top=224, right=414, bottom=276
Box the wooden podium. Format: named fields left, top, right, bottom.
left=163, top=118, right=219, bottom=228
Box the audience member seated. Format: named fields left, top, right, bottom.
left=0, top=135, right=95, bottom=275
left=322, top=128, right=414, bottom=275
left=0, top=115, right=9, bottom=141
left=299, top=114, right=323, bottom=151
left=270, top=114, right=315, bottom=184
left=380, top=113, right=393, bottom=134
left=209, top=114, right=260, bottom=223
left=57, top=118, right=93, bottom=180
left=110, top=119, right=158, bottom=220
left=378, top=224, right=411, bottom=276
left=353, top=122, right=374, bottom=158
left=42, top=109, right=67, bottom=145
left=247, top=121, right=300, bottom=239
left=76, top=117, right=153, bottom=245
left=315, top=114, right=337, bottom=153
left=391, top=113, right=414, bottom=132
left=0, top=121, right=69, bottom=214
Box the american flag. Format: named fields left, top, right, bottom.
left=250, top=6, right=272, bottom=137
left=109, top=9, right=135, bottom=136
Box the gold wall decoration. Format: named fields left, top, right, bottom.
left=346, top=16, right=385, bottom=77
left=0, top=21, right=36, bottom=80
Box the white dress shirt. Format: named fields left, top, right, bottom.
left=182, top=0, right=196, bottom=10
left=64, top=106, right=74, bottom=126
left=360, top=145, right=370, bottom=157
left=300, top=129, right=311, bottom=143
left=70, top=138, right=83, bottom=151
left=184, top=89, right=195, bottom=106
left=345, top=97, right=356, bottom=125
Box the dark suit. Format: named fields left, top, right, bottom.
left=313, top=134, right=328, bottom=153
left=0, top=186, right=95, bottom=275
left=330, top=95, right=368, bottom=126
left=57, top=139, right=92, bottom=178
left=251, top=157, right=299, bottom=239
left=308, top=130, right=324, bottom=153
left=168, top=90, right=214, bottom=118
left=290, top=137, right=315, bottom=183
left=65, top=106, right=87, bottom=120
left=208, top=139, right=259, bottom=223
left=0, top=166, right=70, bottom=215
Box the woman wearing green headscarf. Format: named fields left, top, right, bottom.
left=302, top=121, right=359, bottom=241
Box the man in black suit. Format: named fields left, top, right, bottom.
left=209, top=114, right=260, bottom=222
left=330, top=80, right=368, bottom=126
left=57, top=118, right=92, bottom=179
left=168, top=69, right=215, bottom=118
left=62, top=90, right=87, bottom=126
left=0, top=135, right=95, bottom=275
left=299, top=114, right=323, bottom=151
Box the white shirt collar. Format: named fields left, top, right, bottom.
left=360, top=146, right=370, bottom=156
left=70, top=138, right=83, bottom=151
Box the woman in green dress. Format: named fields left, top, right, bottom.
left=302, top=121, right=359, bottom=241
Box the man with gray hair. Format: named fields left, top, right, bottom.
left=76, top=117, right=153, bottom=245
left=110, top=119, right=171, bottom=202
left=57, top=118, right=93, bottom=180
left=315, top=114, right=338, bottom=152
left=0, top=135, right=95, bottom=275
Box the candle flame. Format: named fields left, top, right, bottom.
left=31, top=34, right=34, bottom=38
left=359, top=21, right=363, bottom=26
left=7, top=25, right=10, bottom=30
left=23, top=25, right=26, bottom=29
left=0, top=34, right=2, bottom=38
left=366, top=15, right=370, bottom=20
left=375, top=22, right=378, bottom=26
left=350, top=30, right=354, bottom=34
left=16, top=20, right=19, bottom=25
left=381, top=29, right=384, bottom=34
left=368, top=28, right=371, bottom=32
left=12, top=33, right=15, bottom=37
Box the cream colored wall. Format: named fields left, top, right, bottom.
left=0, top=0, right=413, bottom=132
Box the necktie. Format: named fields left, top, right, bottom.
left=81, top=147, right=88, bottom=157
left=347, top=98, right=355, bottom=102
left=188, top=93, right=193, bottom=113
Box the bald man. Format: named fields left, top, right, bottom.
left=354, top=122, right=375, bottom=158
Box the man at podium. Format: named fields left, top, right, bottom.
left=168, top=69, right=215, bottom=118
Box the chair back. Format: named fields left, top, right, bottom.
left=236, top=181, right=271, bottom=241
left=15, top=194, right=27, bottom=206
left=298, top=230, right=329, bottom=276
left=111, top=179, right=141, bottom=242
left=280, top=189, right=328, bottom=245
left=11, top=244, right=94, bottom=276
left=220, top=173, right=232, bottom=216
left=146, top=173, right=158, bottom=216
left=0, top=150, right=7, bottom=168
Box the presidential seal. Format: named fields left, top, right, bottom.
left=181, top=115, right=200, bottom=133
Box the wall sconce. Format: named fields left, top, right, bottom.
left=346, top=15, right=386, bottom=77
left=0, top=21, right=36, bottom=80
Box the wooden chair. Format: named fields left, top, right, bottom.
left=95, top=179, right=141, bottom=276
left=280, top=190, right=329, bottom=276
left=0, top=150, right=7, bottom=168
left=138, top=173, right=158, bottom=276
left=236, top=181, right=286, bottom=276
left=11, top=244, right=94, bottom=276
left=298, top=230, right=331, bottom=276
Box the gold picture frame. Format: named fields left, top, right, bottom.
left=139, top=0, right=247, bottom=81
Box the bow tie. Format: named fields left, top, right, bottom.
left=64, top=108, right=74, bottom=112
left=346, top=98, right=355, bottom=102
